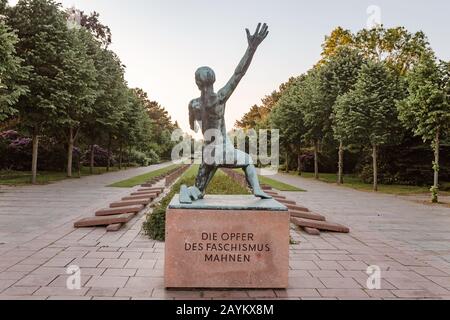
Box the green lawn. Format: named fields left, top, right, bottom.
left=258, top=175, right=305, bottom=192
left=232, top=168, right=305, bottom=192
left=108, top=164, right=181, bottom=188
left=0, top=166, right=122, bottom=186
left=297, top=172, right=450, bottom=195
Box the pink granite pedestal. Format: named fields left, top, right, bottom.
left=164, top=195, right=290, bottom=289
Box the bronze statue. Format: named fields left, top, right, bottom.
left=180, top=23, right=272, bottom=204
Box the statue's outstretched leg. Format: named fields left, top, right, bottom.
left=244, top=164, right=272, bottom=199
left=195, top=164, right=218, bottom=198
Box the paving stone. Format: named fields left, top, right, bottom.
left=87, top=287, right=118, bottom=297
left=0, top=279, right=16, bottom=291
left=48, top=275, right=91, bottom=287
left=309, top=270, right=342, bottom=278
left=125, top=277, right=164, bottom=289
left=98, top=259, right=128, bottom=268
left=0, top=286, right=39, bottom=300
left=427, top=277, right=450, bottom=289
left=288, top=277, right=325, bottom=289
left=106, top=224, right=123, bottom=232
left=290, top=261, right=319, bottom=270
left=85, top=276, right=129, bottom=288
left=115, top=288, right=153, bottom=298
left=315, top=260, right=346, bottom=270
left=391, top=290, right=438, bottom=299
left=15, top=274, right=58, bottom=287
left=124, top=259, right=157, bottom=269
left=275, top=289, right=320, bottom=298
left=201, top=290, right=249, bottom=299
left=71, top=258, right=103, bottom=268
left=103, top=268, right=137, bottom=277
left=120, top=252, right=143, bottom=259
left=7, top=264, right=39, bottom=273
left=318, top=289, right=370, bottom=299
left=320, top=277, right=363, bottom=289
left=43, top=257, right=75, bottom=268
left=338, top=260, right=369, bottom=271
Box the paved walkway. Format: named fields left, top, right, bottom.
left=0, top=169, right=449, bottom=300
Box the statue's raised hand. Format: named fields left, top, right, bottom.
left=246, top=23, right=269, bottom=50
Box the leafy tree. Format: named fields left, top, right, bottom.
left=398, top=54, right=450, bottom=202
left=134, top=88, right=177, bottom=160
left=318, top=27, right=354, bottom=65
left=235, top=77, right=296, bottom=130
left=354, top=26, right=429, bottom=75
left=66, top=7, right=112, bottom=48
left=334, top=61, right=404, bottom=191
left=0, top=0, right=7, bottom=14
left=52, top=28, right=98, bottom=177
left=325, top=47, right=365, bottom=184
left=296, top=67, right=335, bottom=179
left=84, top=46, right=127, bottom=173
left=321, top=26, right=430, bottom=76
left=7, top=0, right=71, bottom=183
left=270, top=76, right=306, bottom=174
left=0, top=20, right=27, bottom=122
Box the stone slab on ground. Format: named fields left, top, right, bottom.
left=291, top=218, right=350, bottom=233
left=110, top=200, right=151, bottom=208
left=74, top=213, right=135, bottom=228
left=286, top=204, right=310, bottom=212
left=95, top=206, right=144, bottom=217
left=138, top=188, right=164, bottom=193
left=122, top=195, right=156, bottom=201
left=290, top=211, right=326, bottom=222
left=130, top=192, right=159, bottom=197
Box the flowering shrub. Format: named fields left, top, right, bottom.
left=0, top=131, right=77, bottom=171
left=82, top=145, right=116, bottom=167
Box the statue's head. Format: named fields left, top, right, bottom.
left=195, top=66, right=216, bottom=90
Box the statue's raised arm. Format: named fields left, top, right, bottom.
left=218, top=23, right=269, bottom=104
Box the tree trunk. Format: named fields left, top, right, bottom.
left=338, top=141, right=344, bottom=185
left=372, top=144, right=378, bottom=192
left=432, top=130, right=440, bottom=203
left=77, top=155, right=81, bottom=178
left=119, top=141, right=123, bottom=170
left=67, top=127, right=74, bottom=178
left=285, top=148, right=289, bottom=173
left=297, top=153, right=302, bottom=176
left=127, top=146, right=132, bottom=168
left=314, top=140, right=319, bottom=180
left=90, top=144, right=95, bottom=175
left=31, top=130, right=39, bottom=184
left=107, top=134, right=112, bottom=172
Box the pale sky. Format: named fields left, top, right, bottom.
left=8, top=0, right=450, bottom=134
